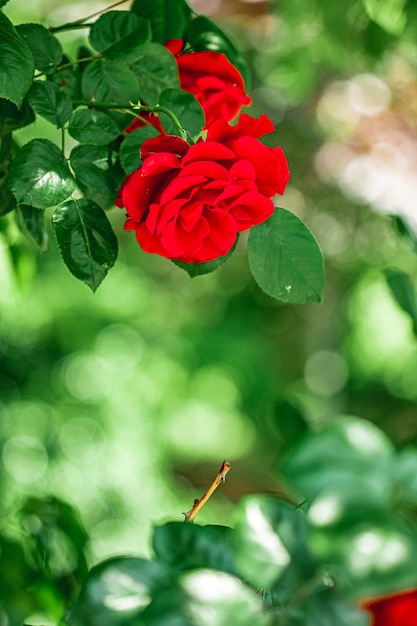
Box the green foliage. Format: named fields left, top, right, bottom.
left=27, top=80, right=73, bottom=128
left=159, top=88, right=204, bottom=138
left=119, top=125, right=160, bottom=174
left=131, top=43, right=180, bottom=105
left=0, top=11, right=34, bottom=107
left=16, top=23, right=63, bottom=74
left=89, top=11, right=151, bottom=62
left=131, top=0, right=191, bottom=43
left=248, top=208, right=324, bottom=304
left=81, top=59, right=141, bottom=104
left=68, top=109, right=120, bottom=145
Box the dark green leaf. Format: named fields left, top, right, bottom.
left=0, top=12, right=35, bottom=107
left=159, top=88, right=204, bottom=139
left=9, top=138, right=75, bottom=208
left=186, top=16, right=251, bottom=89
left=70, top=144, right=118, bottom=197
left=16, top=23, right=63, bottom=74
left=51, top=54, right=79, bottom=99
left=288, top=588, right=370, bottom=626
left=131, top=0, right=191, bottom=43
left=0, top=97, right=34, bottom=136
left=119, top=125, right=160, bottom=174
left=89, top=11, right=151, bottom=62
left=131, top=43, right=180, bottom=105
left=362, top=0, right=407, bottom=35
left=27, top=80, right=72, bottom=128
left=0, top=0, right=10, bottom=7
left=143, top=569, right=269, bottom=626
left=271, top=398, right=310, bottom=446
left=385, top=269, right=417, bottom=334
left=82, top=59, right=140, bottom=104
left=248, top=207, right=325, bottom=304
left=67, top=556, right=168, bottom=626
left=0, top=181, right=16, bottom=216
left=16, top=203, right=48, bottom=252
left=153, top=522, right=236, bottom=574
left=68, top=109, right=120, bottom=145
left=392, top=215, right=417, bottom=253
left=232, top=495, right=315, bottom=591
left=173, top=238, right=237, bottom=277
left=52, top=198, right=118, bottom=292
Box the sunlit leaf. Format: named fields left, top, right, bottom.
left=248, top=207, right=324, bottom=304
left=8, top=138, right=75, bottom=208
left=362, top=0, right=407, bottom=35
left=52, top=198, right=118, bottom=292
left=0, top=12, right=34, bottom=107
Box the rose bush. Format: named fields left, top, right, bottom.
left=116, top=113, right=290, bottom=263
left=362, top=588, right=417, bottom=626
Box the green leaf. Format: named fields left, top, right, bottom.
left=67, top=557, right=168, bottom=626
left=119, top=125, right=160, bottom=174
left=0, top=181, right=16, bottom=216
left=282, top=416, right=394, bottom=510
left=173, top=238, right=237, bottom=277
left=27, top=80, right=72, bottom=128
left=248, top=207, right=325, bottom=304
left=153, top=522, right=236, bottom=575
left=16, top=23, right=63, bottom=74
left=89, top=10, right=151, bottom=62
left=0, top=97, right=35, bottom=136
left=70, top=144, right=118, bottom=197
left=385, top=269, right=417, bottom=334
left=16, top=204, right=48, bottom=252
left=82, top=59, right=140, bottom=104
left=392, top=215, right=417, bottom=253
left=131, top=0, right=191, bottom=43
left=52, top=198, right=118, bottom=292
left=271, top=398, right=309, bottom=446
left=68, top=109, right=120, bottom=145
left=232, top=495, right=316, bottom=592
left=131, top=43, right=180, bottom=106
left=147, top=569, right=269, bottom=626
left=8, top=138, right=75, bottom=208
left=186, top=16, right=251, bottom=89
left=159, top=88, right=204, bottom=139
left=362, top=0, right=407, bottom=35
left=0, top=12, right=35, bottom=107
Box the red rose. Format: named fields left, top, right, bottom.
left=117, top=113, right=290, bottom=263
left=362, top=588, right=417, bottom=626
left=125, top=111, right=165, bottom=136
left=166, top=39, right=252, bottom=127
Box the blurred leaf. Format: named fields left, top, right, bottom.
left=143, top=569, right=269, bottom=626
left=131, top=43, right=180, bottom=105
left=362, top=0, right=407, bottom=35
left=131, top=0, right=191, bottom=43
left=0, top=534, right=36, bottom=626
left=9, top=138, right=76, bottom=208
left=248, top=208, right=324, bottom=304
left=232, top=495, right=316, bottom=591
left=186, top=16, right=251, bottom=89
left=82, top=59, right=140, bottom=104
left=16, top=23, right=63, bottom=74
left=173, top=239, right=237, bottom=277
left=89, top=11, right=151, bottom=62
left=16, top=203, right=48, bottom=252
left=0, top=97, right=34, bottom=135
left=385, top=269, right=417, bottom=334
left=119, top=125, right=160, bottom=174
left=392, top=215, right=417, bottom=253
left=153, top=522, right=236, bottom=575
left=70, top=144, right=118, bottom=197
left=159, top=88, right=204, bottom=138
left=271, top=398, right=310, bottom=446
left=0, top=182, right=16, bottom=216
left=287, top=588, right=370, bottom=626
left=0, top=12, right=35, bottom=107
left=68, top=109, right=120, bottom=145
left=67, top=557, right=168, bottom=626
left=281, top=416, right=394, bottom=509
left=394, top=447, right=417, bottom=507
left=28, top=80, right=72, bottom=128
left=52, top=198, right=118, bottom=292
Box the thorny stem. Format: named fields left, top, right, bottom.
left=184, top=460, right=231, bottom=523
left=50, top=0, right=129, bottom=33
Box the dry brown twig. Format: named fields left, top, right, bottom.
left=183, top=460, right=231, bottom=523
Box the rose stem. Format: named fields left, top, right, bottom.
left=184, top=460, right=231, bottom=523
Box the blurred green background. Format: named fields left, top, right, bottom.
left=1, top=0, right=417, bottom=601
